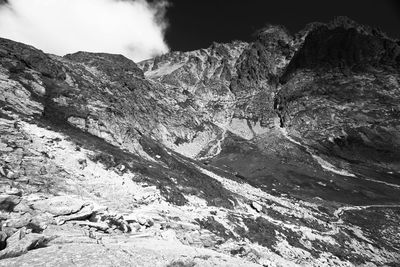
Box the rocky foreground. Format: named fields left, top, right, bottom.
left=0, top=17, right=400, bottom=266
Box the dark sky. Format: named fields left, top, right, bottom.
left=164, top=0, right=400, bottom=52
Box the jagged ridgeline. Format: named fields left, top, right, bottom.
left=0, top=17, right=400, bottom=266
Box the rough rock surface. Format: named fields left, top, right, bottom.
left=230, top=25, right=293, bottom=124
left=276, top=17, right=400, bottom=172
left=1, top=17, right=400, bottom=266
left=139, top=41, right=248, bottom=158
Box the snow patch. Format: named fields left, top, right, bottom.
left=145, top=63, right=184, bottom=77
left=280, top=127, right=356, bottom=177
left=334, top=204, right=400, bottom=218
left=227, top=118, right=254, bottom=140
left=311, top=154, right=356, bottom=177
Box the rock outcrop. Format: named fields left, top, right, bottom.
left=230, top=25, right=293, bottom=124
left=276, top=17, right=400, bottom=172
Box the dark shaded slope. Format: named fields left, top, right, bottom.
left=283, top=28, right=400, bottom=80
left=275, top=19, right=400, bottom=172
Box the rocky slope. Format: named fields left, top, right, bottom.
left=276, top=17, right=400, bottom=173
left=1, top=17, right=400, bottom=266
left=138, top=41, right=249, bottom=158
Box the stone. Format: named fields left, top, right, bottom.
left=160, top=229, right=178, bottom=241
left=6, top=227, right=26, bottom=246
left=123, top=214, right=138, bottom=223
left=0, top=231, right=48, bottom=260
left=0, top=194, right=21, bottom=212
left=13, top=200, right=33, bottom=213
left=0, top=18, right=399, bottom=267
left=200, top=237, right=214, bottom=248
left=0, top=231, right=7, bottom=250
left=91, top=204, right=108, bottom=214
left=5, top=170, right=18, bottom=179
left=137, top=217, right=148, bottom=226
left=32, top=196, right=86, bottom=216
left=3, top=213, right=32, bottom=229
left=129, top=222, right=141, bottom=232
left=78, top=159, right=87, bottom=170
left=0, top=166, right=6, bottom=176
left=70, top=221, right=109, bottom=232
left=56, top=204, right=95, bottom=225
left=4, top=188, right=22, bottom=196
left=182, top=233, right=194, bottom=245
left=251, top=201, right=263, bottom=213
left=30, top=213, right=53, bottom=230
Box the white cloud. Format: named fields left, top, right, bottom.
left=0, top=0, right=169, bottom=61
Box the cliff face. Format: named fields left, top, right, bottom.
left=1, top=38, right=242, bottom=160
left=1, top=39, right=153, bottom=155
left=276, top=18, right=400, bottom=172
left=1, top=17, right=400, bottom=266
left=230, top=25, right=293, bottom=124
left=138, top=41, right=248, bottom=158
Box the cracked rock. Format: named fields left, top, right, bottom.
left=0, top=228, right=49, bottom=260
left=32, top=196, right=87, bottom=216
left=0, top=194, right=21, bottom=212
left=251, top=201, right=263, bottom=213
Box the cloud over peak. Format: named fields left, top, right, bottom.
left=0, top=0, right=170, bottom=61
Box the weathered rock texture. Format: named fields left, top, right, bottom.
left=276, top=17, right=400, bottom=171
left=1, top=17, right=400, bottom=266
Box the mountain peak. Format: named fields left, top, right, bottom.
left=256, top=24, right=293, bottom=45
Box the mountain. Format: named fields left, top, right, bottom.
left=0, top=17, right=399, bottom=266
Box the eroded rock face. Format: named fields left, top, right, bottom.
left=283, top=16, right=400, bottom=77
left=1, top=39, right=145, bottom=155
left=0, top=38, right=233, bottom=159
left=276, top=18, right=400, bottom=171
left=231, top=25, right=293, bottom=125
left=138, top=41, right=248, bottom=158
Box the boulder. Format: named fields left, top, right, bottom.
left=70, top=221, right=109, bottom=232
left=251, top=201, right=263, bottom=213
left=160, top=229, right=178, bottom=241
left=0, top=194, right=21, bottom=212
left=4, top=188, right=22, bottom=196
left=0, top=231, right=7, bottom=250
left=32, top=196, right=86, bottom=216
left=56, top=204, right=95, bottom=225
left=3, top=213, right=32, bottom=229
left=0, top=228, right=48, bottom=259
